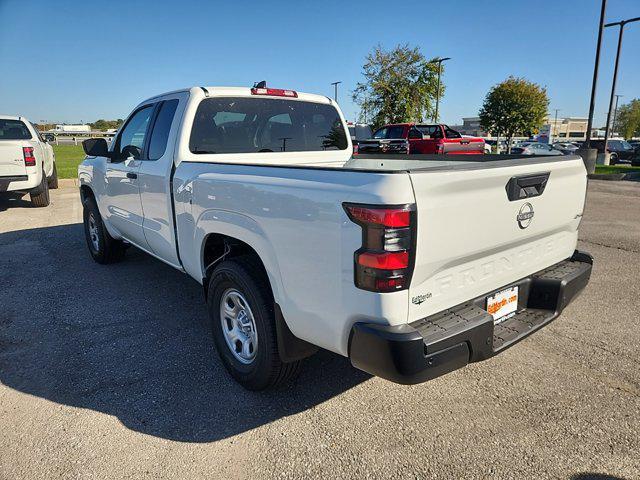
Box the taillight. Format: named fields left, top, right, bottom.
left=23, top=147, right=36, bottom=166
left=436, top=141, right=444, bottom=154
left=353, top=143, right=359, bottom=155
left=250, top=87, right=298, bottom=98
left=344, top=203, right=416, bottom=292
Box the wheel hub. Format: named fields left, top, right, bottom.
left=219, top=289, right=258, bottom=364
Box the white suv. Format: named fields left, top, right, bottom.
left=0, top=115, right=58, bottom=207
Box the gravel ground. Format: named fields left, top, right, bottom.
left=0, top=180, right=638, bottom=480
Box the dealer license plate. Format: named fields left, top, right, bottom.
left=486, top=286, right=519, bottom=324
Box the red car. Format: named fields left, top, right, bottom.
left=364, top=123, right=485, bottom=155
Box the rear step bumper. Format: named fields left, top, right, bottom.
left=349, top=250, right=593, bottom=384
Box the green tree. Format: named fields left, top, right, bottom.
left=90, top=119, right=124, bottom=131
left=479, top=76, right=549, bottom=152
left=615, top=99, right=640, bottom=139
left=352, top=44, right=441, bottom=128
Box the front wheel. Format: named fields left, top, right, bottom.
left=207, top=257, right=301, bottom=390
left=610, top=153, right=618, bottom=165
left=83, top=197, right=128, bottom=264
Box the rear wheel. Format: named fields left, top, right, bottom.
left=30, top=169, right=50, bottom=207
left=83, top=197, right=127, bottom=264
left=610, top=153, right=618, bottom=165
left=48, top=163, right=59, bottom=189
left=207, top=257, right=301, bottom=390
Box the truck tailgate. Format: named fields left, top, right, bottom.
left=0, top=140, right=29, bottom=177
left=407, top=156, right=587, bottom=321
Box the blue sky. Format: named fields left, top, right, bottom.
left=1, top=0, right=638, bottom=127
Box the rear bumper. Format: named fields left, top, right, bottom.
left=0, top=174, right=39, bottom=192
left=349, top=250, right=593, bottom=384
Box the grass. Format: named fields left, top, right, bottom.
left=594, top=164, right=640, bottom=175
left=53, top=144, right=85, bottom=179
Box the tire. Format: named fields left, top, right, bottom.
left=82, top=197, right=127, bottom=264
left=30, top=169, right=50, bottom=207
left=48, top=162, right=59, bottom=189
left=207, top=257, right=301, bottom=390
left=610, top=153, right=618, bottom=165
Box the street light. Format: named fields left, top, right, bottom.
left=612, top=94, right=623, bottom=135
left=429, top=57, right=451, bottom=122
left=552, top=108, right=561, bottom=143
left=330, top=81, right=342, bottom=102
left=602, top=16, right=640, bottom=165
left=585, top=0, right=608, bottom=149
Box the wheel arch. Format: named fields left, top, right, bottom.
left=201, top=232, right=318, bottom=363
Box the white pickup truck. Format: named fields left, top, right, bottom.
left=0, top=115, right=58, bottom=206
left=78, top=86, right=592, bottom=390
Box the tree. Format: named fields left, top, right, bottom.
left=89, top=119, right=124, bottom=131
left=479, top=76, right=549, bottom=152
left=353, top=44, right=441, bottom=128
left=615, top=99, right=640, bottom=139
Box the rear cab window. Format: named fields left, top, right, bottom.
left=0, top=119, right=32, bottom=140
left=189, top=97, right=348, bottom=154
left=148, top=99, right=179, bottom=160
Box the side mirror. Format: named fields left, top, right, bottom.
left=82, top=138, right=111, bottom=158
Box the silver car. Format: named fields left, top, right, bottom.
left=511, top=142, right=564, bottom=156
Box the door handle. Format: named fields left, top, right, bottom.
left=505, top=172, right=550, bottom=201
left=126, top=172, right=138, bottom=180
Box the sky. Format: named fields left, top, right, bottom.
left=0, top=0, right=638, bottom=128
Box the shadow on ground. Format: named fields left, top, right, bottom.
left=0, top=192, right=32, bottom=211
left=0, top=223, right=369, bottom=442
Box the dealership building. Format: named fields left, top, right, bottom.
left=450, top=116, right=590, bottom=141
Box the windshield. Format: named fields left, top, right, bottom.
left=189, top=97, right=348, bottom=154
left=0, top=119, right=32, bottom=140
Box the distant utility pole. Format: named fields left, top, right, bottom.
left=552, top=109, right=561, bottom=143
left=585, top=0, right=607, bottom=148
left=429, top=57, right=451, bottom=122
left=603, top=16, right=640, bottom=163
left=331, top=81, right=342, bottom=102
left=612, top=94, right=623, bottom=135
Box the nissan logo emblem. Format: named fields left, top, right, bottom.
left=517, top=202, right=534, bottom=229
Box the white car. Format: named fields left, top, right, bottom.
left=0, top=115, right=58, bottom=206
left=78, top=86, right=592, bottom=390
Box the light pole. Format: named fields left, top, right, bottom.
left=552, top=108, right=561, bottom=143
left=429, top=57, right=451, bottom=122
left=330, top=81, right=342, bottom=102
left=612, top=94, right=623, bottom=136
left=603, top=16, right=640, bottom=165
left=585, top=0, right=608, bottom=149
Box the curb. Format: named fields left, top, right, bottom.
left=588, top=172, right=640, bottom=182
left=58, top=178, right=79, bottom=188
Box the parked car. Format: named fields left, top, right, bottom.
left=510, top=142, right=564, bottom=156
left=552, top=142, right=580, bottom=155
left=347, top=122, right=372, bottom=155
left=79, top=85, right=592, bottom=390
left=0, top=115, right=58, bottom=206
left=589, top=139, right=636, bottom=165
left=358, top=123, right=484, bottom=155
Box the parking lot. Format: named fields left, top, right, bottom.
left=0, top=180, right=638, bottom=479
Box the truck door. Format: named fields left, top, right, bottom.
left=136, top=95, right=184, bottom=267
left=104, top=104, right=155, bottom=249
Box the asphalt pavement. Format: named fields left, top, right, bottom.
left=0, top=180, right=638, bottom=479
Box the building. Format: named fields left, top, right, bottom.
left=449, top=117, right=487, bottom=137
left=545, top=116, right=588, bottom=141
left=450, top=116, right=590, bottom=141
